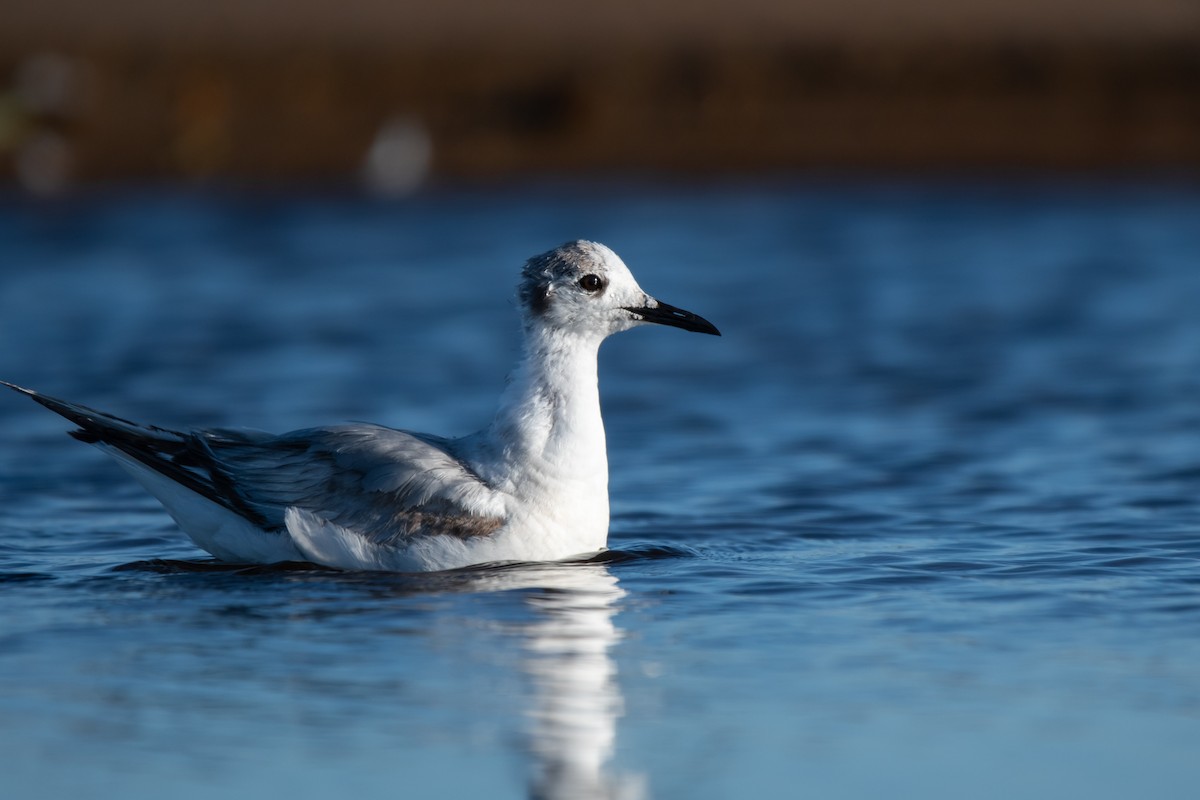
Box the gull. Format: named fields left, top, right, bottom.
left=3, top=241, right=719, bottom=572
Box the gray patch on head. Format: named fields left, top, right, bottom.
left=518, top=240, right=606, bottom=316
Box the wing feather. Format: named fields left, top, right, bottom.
left=2, top=383, right=507, bottom=547
left=205, top=425, right=508, bottom=543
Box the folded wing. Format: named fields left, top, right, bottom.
left=4, top=383, right=507, bottom=547
left=217, top=424, right=508, bottom=544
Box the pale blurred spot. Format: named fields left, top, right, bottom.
left=16, top=130, right=72, bottom=195
left=639, top=661, right=664, bottom=678
left=15, top=52, right=89, bottom=116
left=362, top=116, right=432, bottom=196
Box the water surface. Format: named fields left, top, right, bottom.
left=2, top=180, right=1199, bottom=798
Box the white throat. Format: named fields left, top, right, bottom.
left=483, top=324, right=609, bottom=494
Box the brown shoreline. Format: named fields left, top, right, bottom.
left=3, top=42, right=1199, bottom=185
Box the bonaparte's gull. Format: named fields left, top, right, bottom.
left=3, top=241, right=719, bottom=572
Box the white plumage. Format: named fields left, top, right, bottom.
left=4, top=240, right=719, bottom=572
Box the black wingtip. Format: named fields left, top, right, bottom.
left=4, top=380, right=99, bottom=443
left=1, top=380, right=37, bottom=398
left=2, top=381, right=75, bottom=423
left=4, top=380, right=86, bottom=425
left=2, top=380, right=149, bottom=443
left=4, top=381, right=269, bottom=527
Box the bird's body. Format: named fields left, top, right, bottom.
left=4, top=241, right=718, bottom=572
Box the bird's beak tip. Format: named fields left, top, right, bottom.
left=625, top=300, right=720, bottom=336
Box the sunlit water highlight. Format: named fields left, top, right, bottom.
left=1, top=180, right=1199, bottom=798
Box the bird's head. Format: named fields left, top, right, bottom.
left=518, top=240, right=720, bottom=341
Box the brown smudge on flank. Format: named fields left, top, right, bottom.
left=373, top=510, right=505, bottom=544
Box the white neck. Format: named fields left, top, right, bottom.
left=478, top=325, right=608, bottom=501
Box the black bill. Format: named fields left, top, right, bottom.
left=625, top=300, right=721, bottom=336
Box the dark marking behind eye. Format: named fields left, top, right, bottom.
left=528, top=283, right=550, bottom=315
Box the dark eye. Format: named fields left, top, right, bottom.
left=579, top=274, right=604, bottom=293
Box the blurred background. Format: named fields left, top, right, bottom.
left=2, top=0, right=1199, bottom=192
left=4, top=6, right=1200, bottom=800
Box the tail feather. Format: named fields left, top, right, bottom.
left=2, top=381, right=270, bottom=528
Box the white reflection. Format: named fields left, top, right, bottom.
left=525, top=566, right=644, bottom=800
left=471, top=563, right=644, bottom=800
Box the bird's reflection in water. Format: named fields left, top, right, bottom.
left=524, top=564, right=644, bottom=800
left=122, top=557, right=645, bottom=797
left=468, top=561, right=645, bottom=800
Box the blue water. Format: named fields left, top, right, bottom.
left=2, top=180, right=1199, bottom=798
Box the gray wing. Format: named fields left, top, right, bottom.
left=213, top=425, right=508, bottom=544
left=4, top=383, right=506, bottom=544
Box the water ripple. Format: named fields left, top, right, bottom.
left=4, top=182, right=1200, bottom=798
